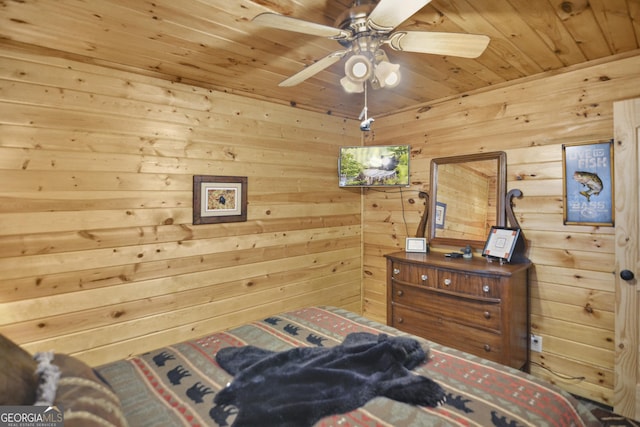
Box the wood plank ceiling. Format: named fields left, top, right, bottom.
left=0, top=0, right=638, bottom=119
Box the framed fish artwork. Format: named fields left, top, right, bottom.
left=193, top=175, right=248, bottom=224
left=562, top=140, right=614, bottom=226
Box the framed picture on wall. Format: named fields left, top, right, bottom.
left=193, top=175, right=248, bottom=224
left=562, top=140, right=614, bottom=226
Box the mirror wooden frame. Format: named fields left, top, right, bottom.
left=428, top=151, right=507, bottom=249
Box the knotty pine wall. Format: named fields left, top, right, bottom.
left=0, top=46, right=363, bottom=366
left=2, top=41, right=640, bottom=407
left=362, top=51, right=640, bottom=405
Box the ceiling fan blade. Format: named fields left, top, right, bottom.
left=279, top=50, right=349, bottom=87
left=367, top=0, right=433, bottom=32
left=387, top=31, right=490, bottom=58
left=253, top=13, right=350, bottom=40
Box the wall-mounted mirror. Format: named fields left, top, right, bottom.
left=428, top=152, right=507, bottom=249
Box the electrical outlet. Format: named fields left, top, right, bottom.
left=530, top=334, right=543, bottom=352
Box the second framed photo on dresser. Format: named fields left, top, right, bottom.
left=482, top=227, right=521, bottom=262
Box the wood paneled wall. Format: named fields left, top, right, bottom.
left=0, top=46, right=363, bottom=366
left=362, top=52, right=640, bottom=405
left=2, top=40, right=640, bottom=407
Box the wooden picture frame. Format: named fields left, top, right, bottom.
left=562, top=140, right=614, bottom=226
left=482, top=226, right=521, bottom=262
left=193, top=175, right=247, bottom=224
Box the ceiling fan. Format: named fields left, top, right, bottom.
left=252, top=0, right=490, bottom=91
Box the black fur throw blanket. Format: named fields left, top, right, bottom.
left=213, top=332, right=446, bottom=427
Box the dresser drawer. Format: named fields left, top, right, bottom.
left=436, top=270, right=501, bottom=298
left=390, top=305, right=503, bottom=363
left=390, top=262, right=437, bottom=288
left=391, top=283, right=502, bottom=332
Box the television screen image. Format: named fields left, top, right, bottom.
left=339, top=145, right=410, bottom=187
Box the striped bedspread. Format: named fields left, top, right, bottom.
left=96, top=306, right=599, bottom=427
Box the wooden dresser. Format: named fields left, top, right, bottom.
left=385, top=251, right=531, bottom=370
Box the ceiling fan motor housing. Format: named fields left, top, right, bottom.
left=334, top=0, right=378, bottom=29
left=335, top=0, right=378, bottom=48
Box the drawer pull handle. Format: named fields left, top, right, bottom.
left=483, top=311, right=491, bottom=319
left=482, top=284, right=490, bottom=293
left=397, top=317, right=404, bottom=324
left=421, top=274, right=428, bottom=281
left=484, top=344, right=491, bottom=352
left=443, top=278, right=452, bottom=286
left=396, top=290, right=404, bottom=297
left=393, top=268, right=401, bottom=275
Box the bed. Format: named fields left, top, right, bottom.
left=91, top=306, right=598, bottom=427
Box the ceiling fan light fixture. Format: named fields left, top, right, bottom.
left=344, top=54, right=373, bottom=82
left=253, top=0, right=491, bottom=92
left=340, top=75, right=365, bottom=93
left=374, top=60, right=401, bottom=88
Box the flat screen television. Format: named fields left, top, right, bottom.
left=339, top=145, right=410, bottom=187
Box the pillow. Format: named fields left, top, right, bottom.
left=0, top=334, right=38, bottom=405
left=43, top=353, right=129, bottom=427
left=0, top=334, right=127, bottom=427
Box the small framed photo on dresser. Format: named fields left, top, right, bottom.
left=405, top=237, right=428, bottom=253
left=482, top=227, right=521, bottom=262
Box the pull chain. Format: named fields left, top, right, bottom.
left=358, top=82, right=374, bottom=131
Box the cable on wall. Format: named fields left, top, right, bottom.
left=368, top=187, right=425, bottom=239
left=399, top=187, right=409, bottom=237
left=529, top=361, right=586, bottom=382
